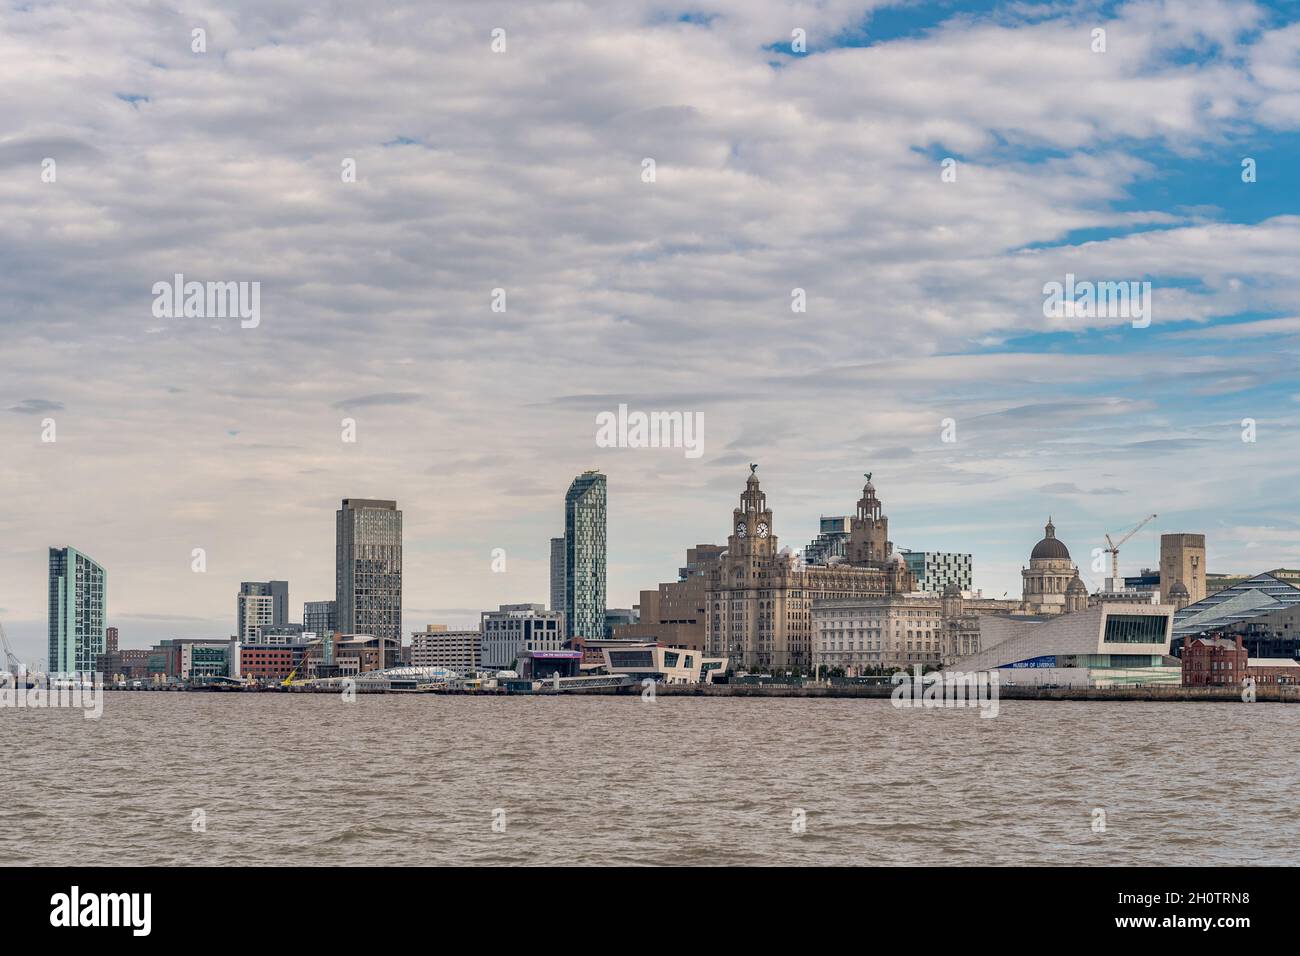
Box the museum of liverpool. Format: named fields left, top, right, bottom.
left=946, top=603, right=1180, bottom=688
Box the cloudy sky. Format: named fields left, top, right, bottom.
left=3, top=0, right=1299, bottom=660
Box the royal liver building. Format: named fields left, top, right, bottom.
left=706, top=467, right=915, bottom=670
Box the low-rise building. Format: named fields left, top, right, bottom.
left=601, top=642, right=728, bottom=684
left=480, top=604, right=564, bottom=670
left=240, top=642, right=309, bottom=681
left=1181, top=634, right=1300, bottom=687
left=519, top=649, right=583, bottom=681
left=149, top=638, right=240, bottom=680
left=96, top=647, right=152, bottom=680
left=948, top=603, right=1180, bottom=688
left=411, top=625, right=481, bottom=673
left=813, top=595, right=943, bottom=672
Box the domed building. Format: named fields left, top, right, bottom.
left=1066, top=571, right=1089, bottom=613
left=1021, top=518, right=1086, bottom=615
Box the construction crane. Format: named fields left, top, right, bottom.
left=1, top=618, right=24, bottom=679
left=1104, top=514, right=1158, bottom=586
left=281, top=633, right=329, bottom=688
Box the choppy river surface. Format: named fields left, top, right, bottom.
left=4, top=693, right=1296, bottom=865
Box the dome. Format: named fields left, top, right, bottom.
left=942, top=582, right=961, bottom=597
left=1031, top=518, right=1071, bottom=561
left=1067, top=574, right=1087, bottom=594
left=1169, top=581, right=1189, bottom=597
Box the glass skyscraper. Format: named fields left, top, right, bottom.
left=48, top=546, right=107, bottom=675
left=336, top=499, right=402, bottom=664
left=564, top=471, right=606, bottom=640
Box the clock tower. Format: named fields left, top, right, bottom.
left=731, top=464, right=776, bottom=561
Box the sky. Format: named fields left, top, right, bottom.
left=2, top=0, right=1300, bottom=662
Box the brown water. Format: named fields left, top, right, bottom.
left=3, top=693, right=1296, bottom=866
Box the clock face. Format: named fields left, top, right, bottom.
left=736, top=521, right=748, bottom=537
left=757, top=522, right=769, bottom=538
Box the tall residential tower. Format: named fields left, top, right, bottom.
left=48, top=546, right=107, bottom=674
left=564, top=471, right=606, bottom=640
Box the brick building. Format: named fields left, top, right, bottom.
left=1182, top=634, right=1300, bottom=687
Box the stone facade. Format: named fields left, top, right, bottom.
left=706, top=469, right=914, bottom=670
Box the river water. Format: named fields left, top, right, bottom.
left=3, top=693, right=1295, bottom=866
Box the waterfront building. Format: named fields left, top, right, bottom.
left=811, top=585, right=1024, bottom=673
left=813, top=595, right=942, bottom=671
left=481, top=604, right=565, bottom=670
left=549, top=537, right=566, bottom=615
left=1181, top=634, right=1300, bottom=687
left=336, top=498, right=403, bottom=665
left=105, top=626, right=119, bottom=655
left=1020, top=519, right=1088, bottom=615
left=1160, top=533, right=1206, bottom=605
left=48, top=546, right=107, bottom=675
left=613, top=545, right=725, bottom=652
left=802, top=516, right=851, bottom=566
left=518, top=649, right=583, bottom=681
left=948, top=603, right=1180, bottom=688
left=303, top=599, right=337, bottom=636
left=411, top=624, right=481, bottom=673
left=705, top=469, right=915, bottom=671
left=901, top=550, right=973, bottom=594
left=149, top=638, right=240, bottom=680
left=601, top=642, right=728, bottom=685
left=239, top=641, right=311, bottom=681
left=564, top=471, right=607, bottom=640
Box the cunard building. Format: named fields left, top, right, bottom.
left=706, top=467, right=915, bottom=670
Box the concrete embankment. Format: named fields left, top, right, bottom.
left=572, top=682, right=1300, bottom=703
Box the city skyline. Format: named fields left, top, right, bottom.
left=5, top=1, right=1300, bottom=660
left=3, top=467, right=1242, bottom=660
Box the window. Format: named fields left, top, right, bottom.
left=1103, top=614, right=1167, bottom=644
